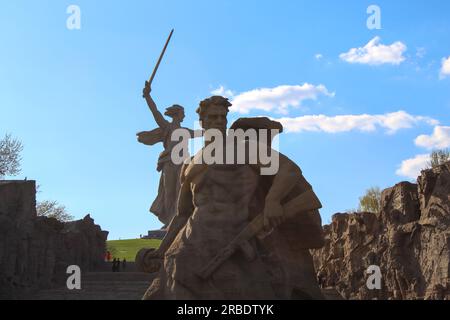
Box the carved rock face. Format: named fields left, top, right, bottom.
left=418, top=162, right=450, bottom=227
left=0, top=181, right=108, bottom=299
left=312, top=161, right=450, bottom=300
left=380, top=182, right=420, bottom=226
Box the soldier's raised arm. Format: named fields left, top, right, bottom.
left=143, top=81, right=169, bottom=129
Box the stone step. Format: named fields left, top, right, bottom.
left=322, top=287, right=344, bottom=300
left=35, top=291, right=146, bottom=300
left=73, top=283, right=151, bottom=290
left=81, top=272, right=154, bottom=282
left=32, top=272, right=154, bottom=300
left=35, top=272, right=341, bottom=300
left=34, top=287, right=150, bottom=300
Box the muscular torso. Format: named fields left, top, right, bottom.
left=168, top=164, right=259, bottom=259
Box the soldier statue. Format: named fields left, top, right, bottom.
left=136, top=95, right=325, bottom=300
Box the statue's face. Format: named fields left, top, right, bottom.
left=202, top=104, right=228, bottom=133
left=174, top=111, right=185, bottom=122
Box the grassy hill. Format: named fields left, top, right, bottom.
left=106, top=239, right=161, bottom=262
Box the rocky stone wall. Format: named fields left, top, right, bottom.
left=312, top=162, right=450, bottom=300
left=0, top=180, right=108, bottom=299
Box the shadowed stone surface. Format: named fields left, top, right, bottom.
left=312, top=162, right=450, bottom=300
left=32, top=272, right=155, bottom=300
left=0, top=180, right=108, bottom=300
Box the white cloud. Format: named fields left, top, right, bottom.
left=340, top=36, right=407, bottom=65
left=439, top=56, right=450, bottom=79
left=415, top=126, right=450, bottom=150
left=229, top=84, right=334, bottom=115
left=211, top=85, right=235, bottom=99
left=396, top=154, right=429, bottom=180
left=273, top=111, right=438, bottom=134
left=396, top=125, right=449, bottom=181
left=315, top=53, right=323, bottom=60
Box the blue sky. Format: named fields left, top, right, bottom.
left=1, top=0, right=449, bottom=239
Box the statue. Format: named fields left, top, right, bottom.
left=137, top=29, right=199, bottom=226
left=136, top=95, right=325, bottom=300
left=137, top=82, right=197, bottom=226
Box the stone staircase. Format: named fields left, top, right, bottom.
left=321, top=287, right=345, bottom=300
left=32, top=261, right=343, bottom=300
left=33, top=272, right=155, bottom=300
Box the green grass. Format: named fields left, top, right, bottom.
left=106, top=239, right=161, bottom=262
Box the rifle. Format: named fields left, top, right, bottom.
left=198, top=189, right=322, bottom=280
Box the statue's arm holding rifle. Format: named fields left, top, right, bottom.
left=198, top=154, right=321, bottom=280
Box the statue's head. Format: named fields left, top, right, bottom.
left=230, top=117, right=283, bottom=147
left=196, top=96, right=231, bottom=133
left=165, top=105, right=185, bottom=123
